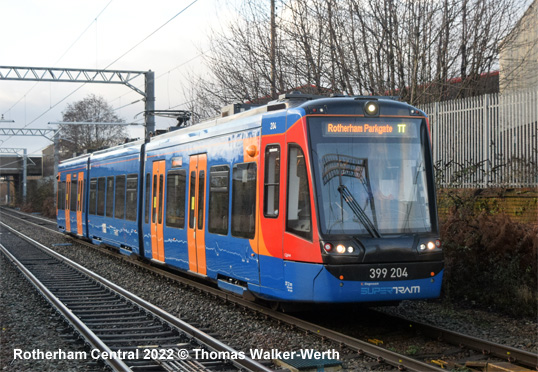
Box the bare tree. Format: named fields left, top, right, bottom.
left=181, top=72, right=224, bottom=123
left=185, top=0, right=529, bottom=116
left=58, top=94, right=127, bottom=157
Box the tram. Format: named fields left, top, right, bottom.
left=57, top=93, right=443, bottom=304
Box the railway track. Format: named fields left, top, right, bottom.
left=0, top=219, right=271, bottom=372
left=2, top=207, right=537, bottom=372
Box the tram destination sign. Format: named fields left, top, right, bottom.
left=322, top=119, right=419, bottom=138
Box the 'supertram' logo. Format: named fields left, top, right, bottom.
left=360, top=286, right=420, bottom=295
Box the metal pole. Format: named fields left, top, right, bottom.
left=483, top=94, right=490, bottom=187
left=145, top=71, right=155, bottom=140
left=22, top=149, right=27, bottom=204
left=54, top=134, right=59, bottom=206
left=270, top=0, right=276, bottom=99
left=7, top=176, right=10, bottom=204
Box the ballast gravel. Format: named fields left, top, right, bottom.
left=0, top=253, right=106, bottom=372
left=1, top=214, right=536, bottom=371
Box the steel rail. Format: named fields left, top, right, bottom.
left=2, top=208, right=57, bottom=225
left=58, top=242, right=445, bottom=370
left=376, top=312, right=538, bottom=369
left=0, top=240, right=131, bottom=372
left=0, top=220, right=272, bottom=372
left=0, top=211, right=501, bottom=371
left=3, top=208, right=537, bottom=371
left=128, top=267, right=447, bottom=371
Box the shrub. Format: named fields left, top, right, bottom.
left=21, top=179, right=56, bottom=218
left=440, top=190, right=537, bottom=318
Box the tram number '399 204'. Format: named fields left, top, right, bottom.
left=369, top=267, right=408, bottom=279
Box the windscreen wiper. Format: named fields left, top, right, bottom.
left=338, top=184, right=381, bottom=238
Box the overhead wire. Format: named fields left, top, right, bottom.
left=0, top=0, right=115, bottom=148
left=103, top=0, right=200, bottom=70
left=1, top=0, right=115, bottom=119
left=39, top=0, right=201, bottom=118
left=54, top=0, right=114, bottom=67
left=109, top=47, right=213, bottom=111
left=3, top=0, right=201, bottom=150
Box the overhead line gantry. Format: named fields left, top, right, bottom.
left=0, top=66, right=155, bottom=139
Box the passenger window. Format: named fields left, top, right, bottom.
left=166, top=170, right=186, bottom=228
left=105, top=176, right=114, bottom=217
left=286, top=145, right=312, bottom=240
left=97, top=177, right=106, bottom=216
left=79, top=180, right=84, bottom=213
left=158, top=175, right=164, bottom=224
left=66, top=182, right=70, bottom=210
left=144, top=174, right=150, bottom=223
left=152, top=175, right=158, bottom=223
left=189, top=171, right=196, bottom=229
left=58, top=181, right=66, bottom=210
left=264, top=145, right=280, bottom=218
left=70, top=180, right=78, bottom=211
left=231, top=162, right=257, bottom=239
left=197, top=171, right=205, bottom=230
left=89, top=179, right=97, bottom=215
left=126, top=174, right=138, bottom=221
left=208, top=165, right=230, bottom=235
left=115, top=175, right=126, bottom=219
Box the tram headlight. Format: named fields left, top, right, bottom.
left=419, top=239, right=441, bottom=252
left=364, top=101, right=379, bottom=116
left=336, top=244, right=346, bottom=254
left=322, top=241, right=357, bottom=254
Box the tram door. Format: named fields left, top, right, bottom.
left=76, top=172, right=84, bottom=236
left=187, top=154, right=207, bottom=275
left=151, top=161, right=166, bottom=262
left=65, top=174, right=71, bottom=232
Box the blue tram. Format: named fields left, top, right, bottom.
left=57, top=94, right=443, bottom=304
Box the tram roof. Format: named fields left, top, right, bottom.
left=59, top=94, right=424, bottom=165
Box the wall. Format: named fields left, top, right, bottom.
left=499, top=1, right=538, bottom=93
left=438, top=188, right=538, bottom=228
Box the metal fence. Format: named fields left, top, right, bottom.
left=419, top=87, right=538, bottom=188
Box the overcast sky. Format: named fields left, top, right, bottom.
left=1, top=0, right=233, bottom=155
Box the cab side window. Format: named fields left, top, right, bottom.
left=286, top=145, right=312, bottom=240
left=264, top=145, right=280, bottom=218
